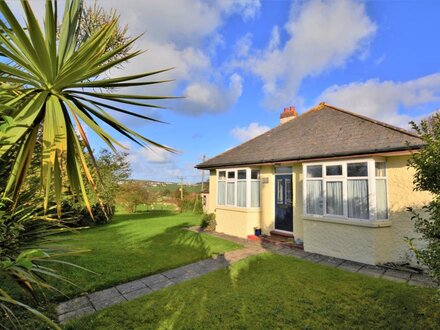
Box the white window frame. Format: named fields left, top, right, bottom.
left=374, top=161, right=389, bottom=220
left=216, top=168, right=261, bottom=209
left=303, top=158, right=388, bottom=222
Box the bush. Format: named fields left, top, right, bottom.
left=61, top=201, right=115, bottom=226
left=407, top=115, right=440, bottom=285
left=200, top=213, right=216, bottom=231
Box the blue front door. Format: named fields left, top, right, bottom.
left=275, top=174, right=293, bottom=232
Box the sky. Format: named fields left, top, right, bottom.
left=13, top=0, right=440, bottom=183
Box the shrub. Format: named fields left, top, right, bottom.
left=200, top=213, right=216, bottom=231
left=407, top=115, right=440, bottom=285
left=61, top=201, right=115, bottom=226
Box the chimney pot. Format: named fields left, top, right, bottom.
left=280, top=105, right=298, bottom=124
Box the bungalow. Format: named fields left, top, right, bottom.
left=196, top=102, right=431, bottom=266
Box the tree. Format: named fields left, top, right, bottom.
left=117, top=181, right=151, bottom=213
left=0, top=0, right=175, bottom=218
left=407, top=114, right=440, bottom=284
left=0, top=1, right=175, bottom=326
left=90, top=149, right=131, bottom=209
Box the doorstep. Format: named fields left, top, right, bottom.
left=258, top=232, right=303, bottom=250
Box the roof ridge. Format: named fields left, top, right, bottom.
left=318, top=102, right=421, bottom=139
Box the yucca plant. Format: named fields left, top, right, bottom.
left=0, top=0, right=174, bottom=217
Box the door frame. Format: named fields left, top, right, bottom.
left=274, top=173, right=294, bottom=233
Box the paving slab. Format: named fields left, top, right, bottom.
left=116, top=280, right=147, bottom=295
left=195, top=258, right=228, bottom=273
left=162, top=266, right=191, bottom=280
left=357, top=265, right=386, bottom=278
left=408, top=273, right=438, bottom=287
left=338, top=260, right=364, bottom=273
left=56, top=296, right=91, bottom=315
left=382, top=269, right=411, bottom=282
left=304, top=253, right=326, bottom=263
left=123, top=287, right=152, bottom=300
left=59, top=305, right=95, bottom=324
left=317, top=256, right=345, bottom=267
left=141, top=274, right=175, bottom=291
left=171, top=271, right=200, bottom=283
left=88, top=287, right=126, bottom=310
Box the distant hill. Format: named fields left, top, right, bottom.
left=124, top=180, right=208, bottom=193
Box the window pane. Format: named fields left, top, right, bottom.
left=275, top=166, right=292, bottom=174
left=227, top=182, right=235, bottom=205
left=326, top=165, right=342, bottom=176
left=219, top=171, right=226, bottom=180
left=306, top=180, right=323, bottom=215
left=251, top=181, right=260, bottom=207
left=276, top=179, right=284, bottom=204
left=237, top=181, right=246, bottom=207
left=218, top=181, right=225, bottom=205
left=251, top=170, right=260, bottom=180
left=227, top=171, right=235, bottom=179
left=237, top=170, right=246, bottom=180
left=375, top=162, right=386, bottom=177
left=347, top=162, right=368, bottom=177
left=326, top=181, right=343, bottom=215
left=376, top=179, right=388, bottom=219
left=347, top=179, right=369, bottom=219
left=307, top=165, right=322, bottom=178
left=285, top=179, right=292, bottom=205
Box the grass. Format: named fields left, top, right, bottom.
left=1, top=210, right=241, bottom=328
left=45, top=210, right=241, bottom=298
left=66, top=253, right=440, bottom=329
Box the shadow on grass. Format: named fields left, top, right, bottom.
left=115, top=210, right=177, bottom=220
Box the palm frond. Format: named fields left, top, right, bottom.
left=0, top=0, right=176, bottom=214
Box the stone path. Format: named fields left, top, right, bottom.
left=57, top=228, right=437, bottom=324
left=56, top=244, right=266, bottom=323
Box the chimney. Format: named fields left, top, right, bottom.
left=280, top=106, right=298, bottom=124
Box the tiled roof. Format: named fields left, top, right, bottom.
left=196, top=103, right=423, bottom=169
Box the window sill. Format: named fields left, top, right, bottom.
left=216, top=206, right=260, bottom=213
left=303, top=216, right=391, bottom=228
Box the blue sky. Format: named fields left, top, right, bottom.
left=21, top=0, right=440, bottom=183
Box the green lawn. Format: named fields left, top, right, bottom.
left=2, top=210, right=240, bottom=328
left=44, top=210, right=241, bottom=298
left=66, top=253, right=440, bottom=329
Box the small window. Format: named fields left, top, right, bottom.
left=251, top=170, right=260, bottom=180
left=277, top=179, right=284, bottom=204
left=307, top=165, right=322, bottom=178
left=347, top=162, right=368, bottom=177
left=375, top=162, right=386, bottom=177
left=285, top=179, right=292, bottom=205
left=219, top=171, right=226, bottom=180
left=238, top=170, right=247, bottom=180
left=227, top=171, right=235, bottom=179
left=275, top=166, right=292, bottom=174
left=326, top=165, right=342, bottom=176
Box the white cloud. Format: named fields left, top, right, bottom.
left=318, top=73, right=440, bottom=127
left=181, top=73, right=243, bottom=115
left=230, top=122, right=270, bottom=142
left=123, top=143, right=181, bottom=180
left=235, top=33, right=253, bottom=58
left=95, top=0, right=260, bottom=115
left=238, top=0, right=376, bottom=109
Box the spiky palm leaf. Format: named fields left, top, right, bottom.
left=0, top=0, right=174, bottom=216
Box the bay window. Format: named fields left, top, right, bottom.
left=217, top=168, right=260, bottom=208
left=304, top=159, right=388, bottom=221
